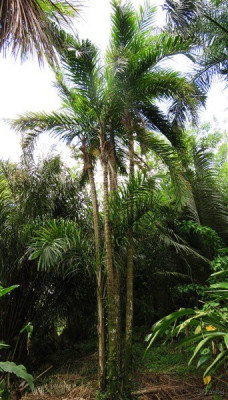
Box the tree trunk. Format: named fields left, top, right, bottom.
left=101, top=144, right=121, bottom=399
left=109, top=132, right=118, bottom=192
left=124, top=130, right=135, bottom=393
left=108, top=133, right=122, bottom=393
left=87, top=166, right=106, bottom=391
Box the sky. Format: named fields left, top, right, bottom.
left=0, top=0, right=227, bottom=164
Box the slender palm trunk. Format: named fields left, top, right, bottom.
left=87, top=163, right=106, bottom=391
left=125, top=130, right=135, bottom=387
left=100, top=130, right=121, bottom=398
left=109, top=132, right=118, bottom=192
left=108, top=133, right=122, bottom=386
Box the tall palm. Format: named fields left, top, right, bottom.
left=10, top=64, right=107, bottom=389
left=106, top=0, right=204, bottom=386
left=0, top=0, right=80, bottom=62
left=11, top=3, right=205, bottom=395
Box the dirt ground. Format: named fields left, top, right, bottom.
left=22, top=370, right=227, bottom=400
left=20, top=349, right=228, bottom=400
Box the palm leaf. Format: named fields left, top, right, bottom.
left=28, top=218, right=92, bottom=272
left=0, top=0, right=80, bottom=62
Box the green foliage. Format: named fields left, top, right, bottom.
left=0, top=156, right=95, bottom=368
left=146, top=262, right=228, bottom=381
left=180, top=221, right=223, bottom=251
left=27, top=218, right=92, bottom=273
left=2, top=0, right=228, bottom=396
left=140, top=344, right=199, bottom=377
left=0, top=0, right=80, bottom=63
left=0, top=285, right=19, bottom=298
left=0, top=286, right=34, bottom=398
left=164, top=0, right=228, bottom=90
left=0, top=362, right=34, bottom=390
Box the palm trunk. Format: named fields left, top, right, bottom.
left=108, top=133, right=122, bottom=390
left=109, top=132, right=118, bottom=192
left=125, top=130, right=135, bottom=388
left=81, top=138, right=106, bottom=390
left=101, top=131, right=121, bottom=398
left=87, top=163, right=106, bottom=391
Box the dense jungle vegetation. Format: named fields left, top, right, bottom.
left=0, top=1, right=227, bottom=399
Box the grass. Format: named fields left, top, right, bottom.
left=133, top=341, right=205, bottom=379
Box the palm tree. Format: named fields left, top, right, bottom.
left=10, top=2, right=205, bottom=395
left=106, top=0, right=204, bottom=387
left=10, top=63, right=107, bottom=390
left=0, top=0, right=80, bottom=62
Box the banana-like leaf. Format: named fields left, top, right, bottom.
left=151, top=308, right=195, bottom=333
left=0, top=362, right=34, bottom=390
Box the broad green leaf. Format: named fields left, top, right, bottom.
left=145, top=333, right=152, bottom=342
left=0, top=362, right=34, bottom=390
left=151, top=308, right=195, bottom=333
left=146, top=328, right=162, bottom=350
left=210, top=282, right=228, bottom=290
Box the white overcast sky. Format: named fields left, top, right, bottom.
left=0, top=0, right=227, bottom=164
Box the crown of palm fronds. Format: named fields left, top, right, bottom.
left=0, top=0, right=80, bottom=62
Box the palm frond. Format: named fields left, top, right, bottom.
left=155, top=221, right=210, bottom=264
left=136, top=0, right=156, bottom=34
left=60, top=37, right=103, bottom=110
left=9, top=111, right=81, bottom=148
left=138, top=102, right=184, bottom=149
left=110, top=0, right=136, bottom=49
left=192, top=148, right=228, bottom=241
left=0, top=0, right=80, bottom=62
left=164, top=0, right=201, bottom=31
left=28, top=218, right=91, bottom=272
left=135, top=130, right=192, bottom=210
left=164, top=0, right=228, bottom=90
left=130, top=33, right=193, bottom=79
left=109, top=171, right=157, bottom=234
